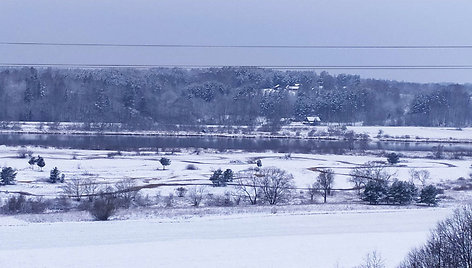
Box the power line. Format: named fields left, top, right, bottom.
left=1, top=63, right=472, bottom=70
left=1, top=41, right=472, bottom=49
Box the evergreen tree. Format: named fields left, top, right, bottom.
left=362, top=180, right=389, bottom=204
left=49, top=167, right=61, bottom=183
left=388, top=180, right=417, bottom=205
left=159, top=157, right=171, bottom=170
left=386, top=152, right=400, bottom=165
left=36, top=156, right=45, bottom=171
left=256, top=159, right=262, bottom=168
left=223, top=169, right=234, bottom=184
left=419, top=185, right=439, bottom=206
left=210, top=169, right=223, bottom=186
left=28, top=156, right=37, bottom=169
left=0, top=167, right=17, bottom=185
left=210, top=168, right=234, bottom=187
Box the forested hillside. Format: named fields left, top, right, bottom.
left=0, top=67, right=470, bottom=128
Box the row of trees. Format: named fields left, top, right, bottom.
left=0, top=67, right=470, bottom=127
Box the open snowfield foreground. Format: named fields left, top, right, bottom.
left=0, top=208, right=453, bottom=268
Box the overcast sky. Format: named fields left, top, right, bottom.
left=1, top=0, right=472, bottom=83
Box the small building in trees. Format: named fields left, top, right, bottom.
left=303, top=116, right=321, bottom=126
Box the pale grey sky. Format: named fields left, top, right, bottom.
left=1, top=0, right=472, bottom=83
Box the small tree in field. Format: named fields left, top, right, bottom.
left=362, top=180, right=389, bottom=205
left=259, top=167, right=294, bottom=205
left=210, top=168, right=234, bottom=187
left=223, top=169, right=234, bottom=183
left=28, top=156, right=37, bottom=169
left=409, top=168, right=431, bottom=186
left=386, top=152, right=400, bottom=165
left=256, top=159, right=262, bottom=168
left=316, top=169, right=335, bottom=203
left=0, top=167, right=17, bottom=185
left=36, top=156, right=45, bottom=171
left=356, top=250, right=385, bottom=268
left=188, top=186, right=206, bottom=206
left=210, top=169, right=224, bottom=186
left=419, top=185, right=439, bottom=206
left=175, top=187, right=187, bottom=197
left=49, top=167, right=61, bottom=183
left=236, top=168, right=261, bottom=205
left=388, top=180, right=417, bottom=205
left=62, top=177, right=88, bottom=201
left=159, top=157, right=171, bottom=170
left=307, top=182, right=318, bottom=203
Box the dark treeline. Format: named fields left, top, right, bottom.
left=0, top=67, right=471, bottom=128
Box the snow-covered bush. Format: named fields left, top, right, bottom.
left=88, top=190, right=117, bottom=221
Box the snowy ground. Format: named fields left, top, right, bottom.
left=0, top=207, right=453, bottom=268
left=0, top=145, right=471, bottom=267
left=2, top=121, right=472, bottom=143
left=0, top=145, right=470, bottom=198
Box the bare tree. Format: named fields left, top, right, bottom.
left=350, top=167, right=369, bottom=195
left=355, top=250, right=385, bottom=268
left=350, top=162, right=395, bottom=194
left=115, top=178, right=139, bottom=208
left=188, top=186, right=207, bottom=207
left=259, top=167, right=294, bottom=205
left=61, top=177, right=87, bottom=201
left=236, top=168, right=262, bottom=205
left=307, top=182, right=318, bottom=203
left=399, top=205, right=472, bottom=268
left=409, top=168, right=431, bottom=186
left=316, top=169, right=335, bottom=203
left=82, top=177, right=100, bottom=201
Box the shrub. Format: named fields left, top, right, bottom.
left=175, top=187, right=187, bottom=197
left=386, top=152, right=400, bottom=165
left=165, top=193, right=174, bottom=207
left=114, top=178, right=138, bottom=208
left=1, top=167, right=17, bottom=185
left=185, top=164, right=198, bottom=170
left=188, top=186, right=206, bottom=207
left=88, top=191, right=117, bottom=221
left=17, top=148, right=33, bottom=158
left=206, top=192, right=234, bottom=207
left=1, top=195, right=49, bottom=214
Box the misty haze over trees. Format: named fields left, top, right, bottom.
left=0, top=67, right=471, bottom=128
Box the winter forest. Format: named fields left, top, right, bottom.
left=1, top=67, right=471, bottom=128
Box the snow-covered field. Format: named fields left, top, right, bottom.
left=0, top=144, right=471, bottom=267
left=0, top=145, right=470, bottom=197
left=0, top=207, right=453, bottom=268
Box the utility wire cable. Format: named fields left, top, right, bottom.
left=1, top=41, right=472, bottom=49
left=1, top=63, right=472, bottom=70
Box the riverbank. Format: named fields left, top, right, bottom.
left=1, top=121, right=472, bottom=144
